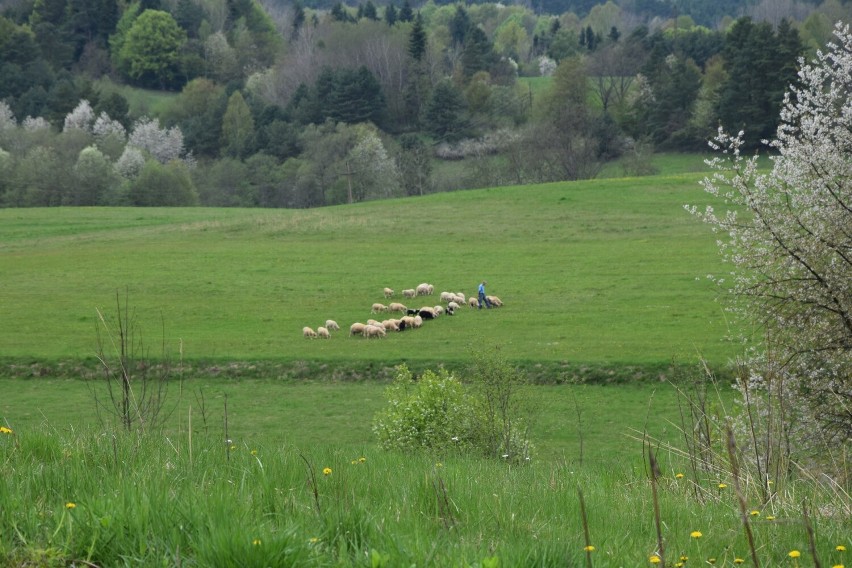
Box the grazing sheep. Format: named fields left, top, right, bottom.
left=371, top=303, right=388, bottom=313
left=416, top=283, right=434, bottom=296
left=303, top=326, right=318, bottom=339
left=388, top=302, right=407, bottom=313
left=402, top=289, right=416, bottom=298
left=383, top=287, right=394, bottom=298
left=447, top=301, right=460, bottom=312
left=433, top=305, right=445, bottom=316
left=418, top=307, right=436, bottom=319
left=413, top=315, right=423, bottom=328
left=364, top=324, right=387, bottom=339
left=467, top=297, right=479, bottom=308
left=317, top=326, right=330, bottom=339
left=455, top=293, right=466, bottom=303
left=325, top=319, right=340, bottom=331
left=440, top=291, right=455, bottom=303
left=349, top=322, right=366, bottom=336
left=367, top=319, right=383, bottom=327
left=382, top=319, right=400, bottom=332
left=487, top=295, right=504, bottom=307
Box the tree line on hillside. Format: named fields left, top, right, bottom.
left=0, top=0, right=848, bottom=207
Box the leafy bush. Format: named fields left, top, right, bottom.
left=373, top=365, right=476, bottom=454
left=373, top=360, right=533, bottom=462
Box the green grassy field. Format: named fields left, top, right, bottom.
left=0, top=173, right=740, bottom=369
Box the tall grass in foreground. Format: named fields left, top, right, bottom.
left=1, top=423, right=848, bottom=567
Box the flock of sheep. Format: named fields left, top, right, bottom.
left=301, top=282, right=504, bottom=340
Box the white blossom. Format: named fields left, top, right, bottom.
left=64, top=99, right=95, bottom=132
left=93, top=112, right=126, bottom=140
left=127, top=117, right=187, bottom=164
left=538, top=56, right=557, bottom=77
left=0, top=101, right=15, bottom=131
left=22, top=116, right=50, bottom=131
left=115, top=146, right=146, bottom=179
left=691, top=22, right=852, bottom=454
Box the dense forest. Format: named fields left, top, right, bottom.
left=0, top=0, right=850, bottom=207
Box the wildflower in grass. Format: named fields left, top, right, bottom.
left=252, top=539, right=261, bottom=546
left=351, top=460, right=358, bottom=465
left=708, top=558, right=716, bottom=564
left=718, top=483, right=727, bottom=489
left=789, top=550, right=801, bottom=558
left=323, top=467, right=332, bottom=476
left=691, top=531, right=703, bottom=539
left=358, top=457, right=366, bottom=463
left=309, top=537, right=319, bottom=544
left=831, top=565, right=843, bottom=568
left=734, top=558, right=744, bottom=564
left=251, top=449, right=258, bottom=456
left=65, top=502, right=76, bottom=509
left=230, top=445, right=237, bottom=451
left=0, top=426, right=12, bottom=434
left=680, top=555, right=688, bottom=561
left=649, top=554, right=661, bottom=563
left=766, top=515, right=776, bottom=521
left=675, top=563, right=684, bottom=567
left=750, top=510, right=760, bottom=516
left=436, top=462, right=443, bottom=468
left=584, top=545, right=595, bottom=552
left=838, top=546, right=847, bottom=552
left=675, top=472, right=685, bottom=479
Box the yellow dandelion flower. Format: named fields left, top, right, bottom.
left=750, top=510, right=760, bottom=516
left=584, top=545, right=595, bottom=552
left=837, top=546, right=847, bottom=552
left=708, top=558, right=716, bottom=564
left=0, top=426, right=12, bottom=434
left=691, top=531, right=703, bottom=539
left=252, top=538, right=262, bottom=546
left=718, top=483, right=727, bottom=489
left=250, top=449, right=258, bottom=456
left=675, top=473, right=684, bottom=479
left=766, top=515, right=776, bottom=521
left=358, top=457, right=366, bottom=463
left=788, top=550, right=801, bottom=559
left=322, top=467, right=332, bottom=476
left=65, top=502, right=76, bottom=509
left=675, top=563, right=684, bottom=567
left=309, top=537, right=319, bottom=544
left=831, top=564, right=844, bottom=568
left=351, top=460, right=358, bottom=465
left=649, top=555, right=661, bottom=564
left=680, top=556, right=688, bottom=561
left=436, top=462, right=443, bottom=468
left=230, top=445, right=236, bottom=451
left=734, top=558, right=745, bottom=564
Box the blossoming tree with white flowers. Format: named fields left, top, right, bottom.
left=690, top=23, right=852, bottom=451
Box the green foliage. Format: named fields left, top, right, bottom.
left=373, top=365, right=478, bottom=453
left=424, top=80, right=469, bottom=142
left=127, top=159, right=198, bottom=205
left=221, top=90, right=255, bottom=158
left=117, top=9, right=186, bottom=89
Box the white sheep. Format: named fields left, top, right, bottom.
left=382, top=319, right=400, bottom=332
left=455, top=293, right=466, bottom=303
left=388, top=302, right=407, bottom=313
left=413, top=315, right=423, bottom=328
left=364, top=324, right=387, bottom=339
left=487, top=295, right=504, bottom=307
left=383, top=287, right=394, bottom=298
left=349, top=322, right=366, bottom=336
left=400, top=315, right=416, bottom=329
left=402, top=288, right=416, bottom=298
left=433, top=305, right=445, bottom=316
left=448, top=301, right=460, bottom=311
left=317, top=326, right=330, bottom=339
left=440, top=291, right=455, bottom=303
left=371, top=303, right=388, bottom=314
left=416, top=283, right=429, bottom=296
left=467, top=297, right=479, bottom=308
left=367, top=319, right=383, bottom=327
left=325, top=319, right=340, bottom=331
left=302, top=326, right=318, bottom=339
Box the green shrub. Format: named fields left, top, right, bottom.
left=372, top=365, right=476, bottom=453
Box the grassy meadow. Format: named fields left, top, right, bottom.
left=3, top=172, right=849, bottom=566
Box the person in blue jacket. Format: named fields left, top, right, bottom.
left=477, top=280, right=492, bottom=309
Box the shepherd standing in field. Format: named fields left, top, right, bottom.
left=477, top=280, right=492, bottom=309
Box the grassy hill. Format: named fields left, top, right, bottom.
left=0, top=172, right=742, bottom=372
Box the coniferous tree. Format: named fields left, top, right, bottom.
left=424, top=80, right=469, bottom=142
left=398, top=0, right=413, bottom=22
left=449, top=5, right=470, bottom=48
left=384, top=3, right=397, bottom=26
left=292, top=0, right=305, bottom=37
left=408, top=12, right=427, bottom=62
left=362, top=0, right=377, bottom=21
